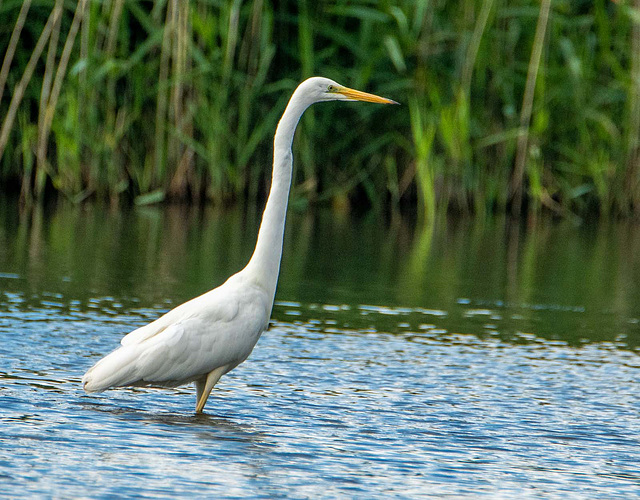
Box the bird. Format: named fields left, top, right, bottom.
left=82, top=77, right=397, bottom=413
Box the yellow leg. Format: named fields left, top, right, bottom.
left=195, top=366, right=226, bottom=413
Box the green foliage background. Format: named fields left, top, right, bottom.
left=1, top=0, right=639, bottom=218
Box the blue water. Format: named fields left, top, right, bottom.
left=1, top=203, right=639, bottom=498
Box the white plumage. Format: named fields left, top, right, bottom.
left=82, top=77, right=396, bottom=413
left=84, top=275, right=268, bottom=392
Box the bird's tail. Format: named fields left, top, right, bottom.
left=82, top=345, right=141, bottom=393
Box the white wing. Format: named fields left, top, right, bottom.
left=120, top=283, right=238, bottom=348
left=82, top=275, right=271, bottom=392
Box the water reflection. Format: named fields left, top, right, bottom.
left=1, top=199, right=640, bottom=351
left=82, top=399, right=265, bottom=442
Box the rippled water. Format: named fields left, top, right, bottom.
left=1, top=201, right=639, bottom=498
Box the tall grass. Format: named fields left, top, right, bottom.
left=0, top=0, right=638, bottom=218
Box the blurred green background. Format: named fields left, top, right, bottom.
left=0, top=0, right=638, bottom=218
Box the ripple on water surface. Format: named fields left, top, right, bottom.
left=0, top=294, right=639, bottom=498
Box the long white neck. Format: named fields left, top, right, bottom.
left=243, top=88, right=313, bottom=305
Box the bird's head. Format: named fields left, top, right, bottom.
left=297, top=77, right=398, bottom=105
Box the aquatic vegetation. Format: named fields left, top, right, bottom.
left=0, top=0, right=637, bottom=217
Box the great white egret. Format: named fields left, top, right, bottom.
left=82, top=77, right=397, bottom=413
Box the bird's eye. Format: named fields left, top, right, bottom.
left=327, top=85, right=335, bottom=92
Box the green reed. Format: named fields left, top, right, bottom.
left=0, top=0, right=638, bottom=218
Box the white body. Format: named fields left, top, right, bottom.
left=82, top=273, right=270, bottom=392
left=82, top=77, right=395, bottom=412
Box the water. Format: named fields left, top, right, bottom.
left=1, top=200, right=639, bottom=498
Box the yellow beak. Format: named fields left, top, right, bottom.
left=337, top=86, right=398, bottom=105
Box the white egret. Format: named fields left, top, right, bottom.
left=82, top=77, right=397, bottom=413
